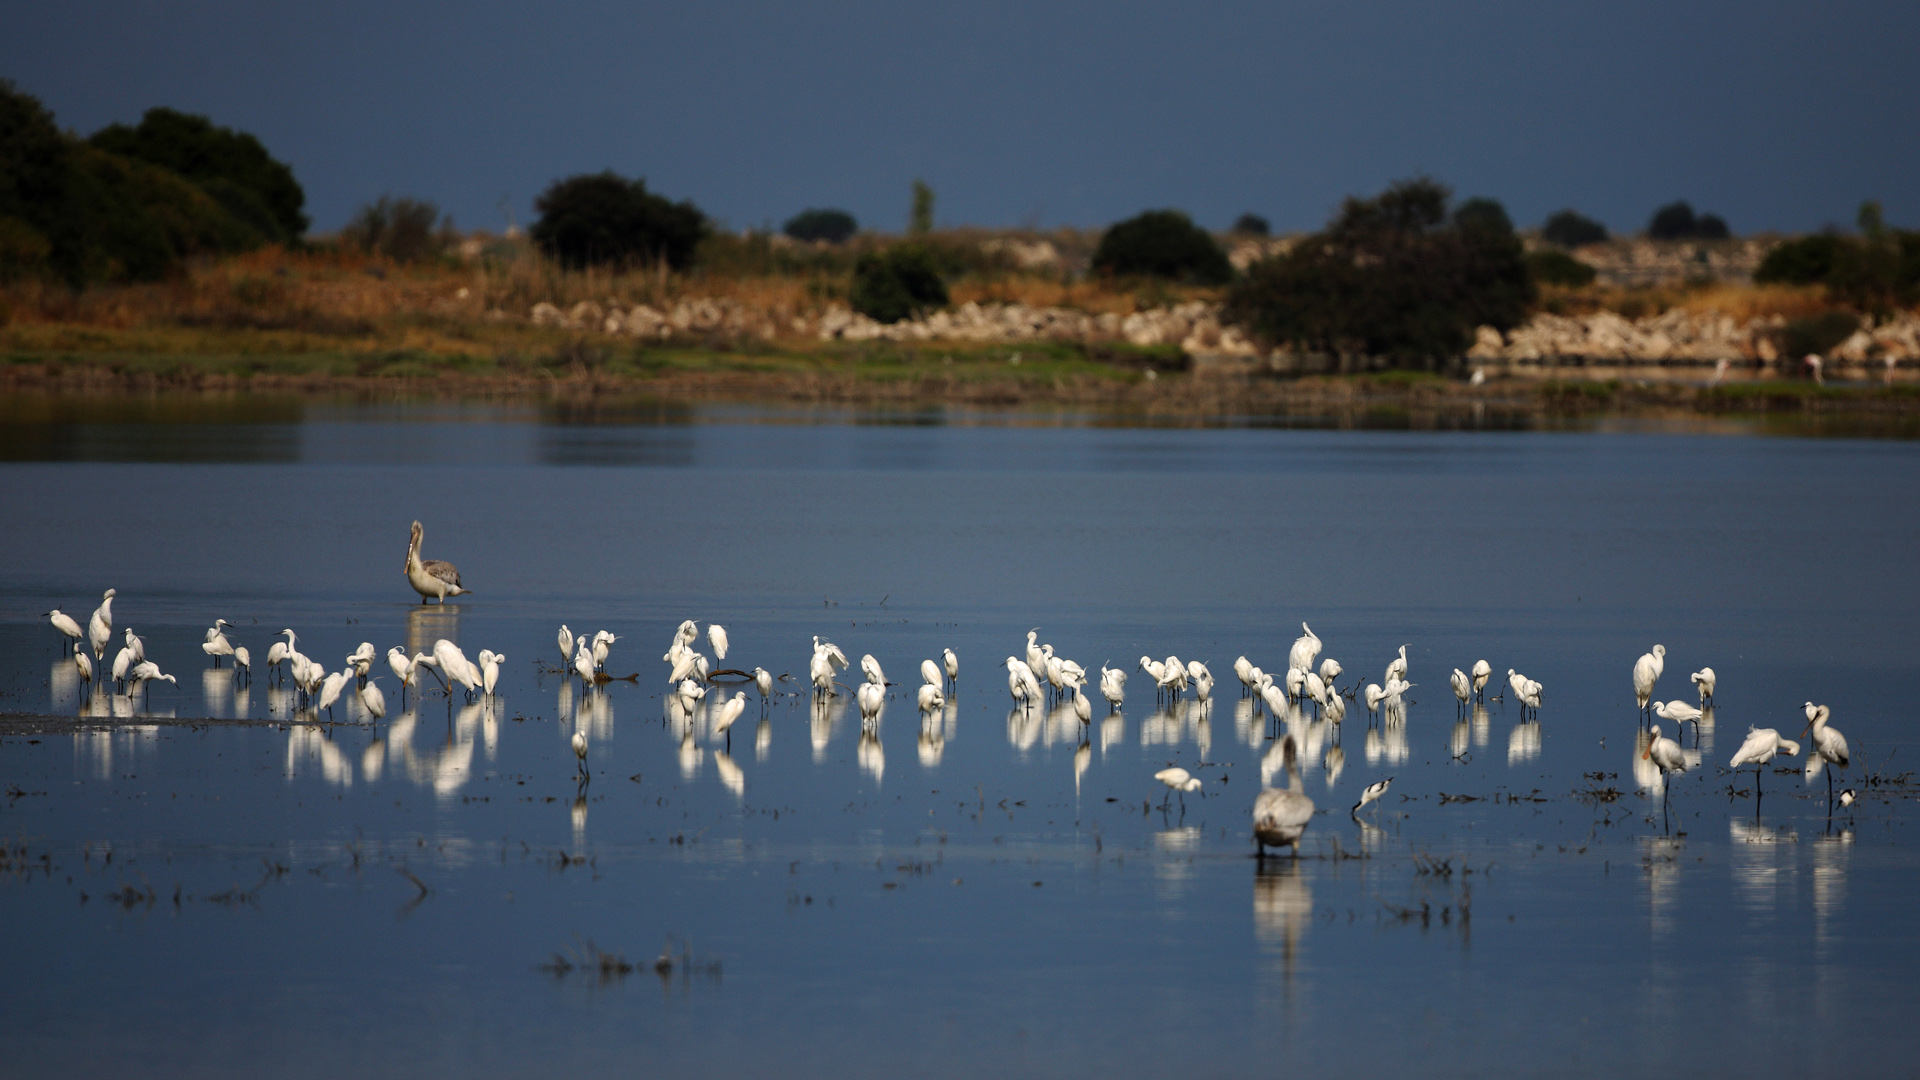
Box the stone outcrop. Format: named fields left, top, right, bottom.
left=1471, top=310, right=1920, bottom=365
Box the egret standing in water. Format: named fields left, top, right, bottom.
left=1153, top=766, right=1202, bottom=812
left=73, top=650, right=93, bottom=689
left=1801, top=704, right=1850, bottom=801
left=88, top=589, right=115, bottom=665
left=713, top=691, right=747, bottom=750
left=753, top=667, right=774, bottom=710
left=943, top=648, right=959, bottom=690
left=1099, top=663, right=1126, bottom=712
left=1252, top=735, right=1314, bottom=858
left=1507, top=669, right=1543, bottom=720
left=47, top=609, right=84, bottom=654
left=708, top=624, right=729, bottom=661
left=1633, top=644, right=1666, bottom=719
left=360, top=677, right=388, bottom=720
left=1471, top=659, right=1492, bottom=701
left=1653, top=699, right=1704, bottom=745
left=1691, top=667, right=1716, bottom=705
left=572, top=731, right=589, bottom=778
left=201, top=620, right=236, bottom=667
left=232, top=646, right=251, bottom=686
left=404, top=520, right=470, bottom=604
left=1450, top=668, right=1471, bottom=713
left=1729, top=727, right=1800, bottom=798
left=920, top=658, right=942, bottom=688
left=1644, top=724, right=1689, bottom=818
left=556, top=625, right=574, bottom=669
left=318, top=670, right=351, bottom=721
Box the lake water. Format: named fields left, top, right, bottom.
left=2, top=394, right=1916, bottom=1077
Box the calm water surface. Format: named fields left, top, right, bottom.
left=2, top=399, right=1917, bottom=1077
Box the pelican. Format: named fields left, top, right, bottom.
left=1385, top=644, right=1409, bottom=684
left=405, top=520, right=469, bottom=603
left=917, top=683, right=944, bottom=714
left=713, top=692, right=746, bottom=749
left=232, top=646, right=251, bottom=685
left=88, top=589, right=115, bottom=664
left=1470, top=659, right=1492, bottom=700
left=920, top=659, right=942, bottom=687
left=572, top=731, right=588, bottom=776
left=1729, top=727, right=1800, bottom=796
left=1450, top=668, right=1471, bottom=710
left=1099, top=663, right=1126, bottom=711
left=1801, top=704, right=1849, bottom=799
left=1253, top=735, right=1314, bottom=857
left=1653, top=699, right=1703, bottom=743
left=942, top=648, right=959, bottom=688
left=557, top=625, right=574, bottom=668
left=857, top=680, right=885, bottom=727
left=1507, top=669, right=1542, bottom=719
left=47, top=609, right=84, bottom=654
left=479, top=650, right=503, bottom=698
left=1691, top=667, right=1716, bottom=705
left=1288, top=623, right=1321, bottom=674
left=1352, top=776, right=1391, bottom=816
left=318, top=670, right=351, bottom=720
left=1633, top=644, right=1666, bottom=717
left=1154, top=766, right=1202, bottom=811
left=360, top=677, right=388, bottom=721
left=708, top=624, right=729, bottom=661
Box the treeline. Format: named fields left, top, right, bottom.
left=0, top=81, right=306, bottom=287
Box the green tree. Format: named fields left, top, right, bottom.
left=1091, top=209, right=1232, bottom=284
left=89, top=106, right=307, bottom=242
left=342, top=195, right=450, bottom=262
left=851, top=246, right=947, bottom=323
left=909, top=180, right=935, bottom=235
left=783, top=208, right=858, bottom=244
left=530, top=171, right=708, bottom=270
left=1224, top=178, right=1533, bottom=365
left=1541, top=209, right=1608, bottom=248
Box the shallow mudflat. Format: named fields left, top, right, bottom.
left=2, top=408, right=1916, bottom=1077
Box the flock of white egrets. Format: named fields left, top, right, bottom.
left=47, top=582, right=1858, bottom=859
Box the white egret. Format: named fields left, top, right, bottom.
left=387, top=645, right=412, bottom=686
left=433, top=640, right=480, bottom=700
left=861, top=654, right=885, bottom=686
left=1288, top=623, right=1321, bottom=675
left=1301, top=671, right=1326, bottom=712
left=318, top=670, right=351, bottom=720
left=753, top=666, right=774, bottom=704
left=572, top=731, right=589, bottom=776
left=48, top=609, right=84, bottom=654
left=1318, top=657, right=1342, bottom=689
left=1644, top=724, right=1687, bottom=810
left=1801, top=704, right=1849, bottom=799
left=200, top=621, right=237, bottom=666
left=404, top=520, right=469, bottom=604
left=676, top=678, right=706, bottom=711
left=1007, top=657, right=1041, bottom=711
left=708, top=624, right=729, bottom=660
left=1234, top=656, right=1255, bottom=696
left=74, top=650, right=93, bottom=687
left=1729, top=727, right=1800, bottom=796
left=918, top=683, right=945, bottom=714
left=1138, top=656, right=1166, bottom=699
left=921, top=658, right=942, bottom=687
left=1632, top=644, right=1666, bottom=716
left=360, top=677, right=388, bottom=721
left=810, top=650, right=836, bottom=698
left=1100, top=664, right=1126, bottom=711
left=1153, top=766, right=1202, bottom=811
left=713, top=692, right=747, bottom=749
left=857, top=680, right=885, bottom=727
left=1253, top=735, right=1314, bottom=857
left=1072, top=690, right=1092, bottom=724
left=557, top=625, right=574, bottom=668
left=1385, top=644, right=1409, bottom=684
left=111, top=646, right=134, bottom=692
left=1652, top=699, right=1703, bottom=744
left=1691, top=667, right=1716, bottom=705
left=573, top=642, right=596, bottom=685
left=942, top=648, right=959, bottom=689
left=668, top=647, right=704, bottom=685
left=267, top=633, right=292, bottom=684
left=1362, top=683, right=1386, bottom=720
left=124, top=627, right=145, bottom=664
left=591, top=631, right=618, bottom=672
left=813, top=636, right=849, bottom=673
left=126, top=660, right=175, bottom=705
left=87, top=589, right=115, bottom=664
left=1285, top=666, right=1306, bottom=704
left=232, top=646, right=251, bottom=684
left=1352, top=776, right=1391, bottom=815
left=1324, top=690, right=1346, bottom=728
left=1470, top=659, right=1492, bottom=700
left=1193, top=668, right=1214, bottom=704
left=1025, top=630, right=1047, bottom=684
left=1450, top=668, right=1471, bottom=710
left=1160, top=656, right=1188, bottom=700
left=1507, top=669, right=1543, bottom=719
left=345, top=641, right=376, bottom=680
left=479, top=650, right=503, bottom=698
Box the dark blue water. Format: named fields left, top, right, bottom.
left=2, top=401, right=1916, bottom=1077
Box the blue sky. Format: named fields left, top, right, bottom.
left=6, top=0, right=1915, bottom=236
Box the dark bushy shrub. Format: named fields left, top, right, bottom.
left=851, top=246, right=947, bottom=323
left=342, top=196, right=450, bottom=262
left=1754, top=234, right=1844, bottom=286
left=1092, top=209, right=1232, bottom=284
left=1541, top=209, right=1608, bottom=248
left=1231, top=213, right=1270, bottom=236
left=1754, top=211, right=1920, bottom=314
left=531, top=172, right=707, bottom=270
left=1778, top=311, right=1860, bottom=371
left=1452, top=197, right=1513, bottom=235
left=1648, top=201, right=1730, bottom=240
left=89, top=107, right=307, bottom=242
left=1527, top=248, right=1597, bottom=287
left=1224, top=178, right=1533, bottom=365
left=783, top=208, right=857, bottom=244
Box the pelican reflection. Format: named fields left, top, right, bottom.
left=1253, top=859, right=1314, bottom=990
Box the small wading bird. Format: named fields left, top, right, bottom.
left=88, top=589, right=115, bottom=665
left=1691, top=667, right=1716, bottom=705
left=1653, top=699, right=1704, bottom=744
left=73, top=651, right=93, bottom=688
left=917, top=683, right=944, bottom=714
left=1471, top=659, right=1492, bottom=701
left=1729, top=727, right=1799, bottom=797
left=921, top=658, right=942, bottom=688
left=201, top=620, right=236, bottom=667
left=232, top=646, right=251, bottom=685
left=1801, top=703, right=1849, bottom=800
left=708, top=624, right=729, bottom=661
left=1643, top=724, right=1688, bottom=812
left=359, top=677, right=387, bottom=721
left=126, top=660, right=175, bottom=706
left=404, top=520, right=469, bottom=604
left=753, top=667, right=773, bottom=709
left=1100, top=663, right=1126, bottom=712
left=1352, top=776, right=1391, bottom=816
left=557, top=625, right=574, bottom=668
left=1154, top=766, right=1201, bottom=812
left=1252, top=735, right=1314, bottom=858
left=47, top=609, right=84, bottom=654
left=1451, top=668, right=1471, bottom=712
left=572, top=731, right=589, bottom=777
left=1507, top=669, right=1543, bottom=720
left=713, top=691, right=746, bottom=749
left=943, top=648, right=959, bottom=690
left=1633, top=644, right=1666, bottom=719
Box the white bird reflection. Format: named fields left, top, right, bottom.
left=1728, top=816, right=1798, bottom=922
left=1364, top=719, right=1409, bottom=766
left=361, top=737, right=386, bottom=783
left=714, top=750, right=744, bottom=799
left=571, top=795, right=588, bottom=849
left=556, top=679, right=576, bottom=726
left=918, top=716, right=946, bottom=768
left=1632, top=728, right=1663, bottom=796
left=811, top=694, right=846, bottom=763
left=575, top=687, right=615, bottom=741
left=1007, top=706, right=1040, bottom=754
left=50, top=659, right=84, bottom=712
left=286, top=725, right=354, bottom=788
left=1471, top=703, right=1491, bottom=747
left=755, top=717, right=773, bottom=762
left=1812, top=830, right=1851, bottom=958
left=1234, top=697, right=1261, bottom=748
left=1640, top=835, right=1685, bottom=938
left=200, top=667, right=236, bottom=717
left=1100, top=712, right=1124, bottom=756
left=678, top=730, right=704, bottom=779
left=1073, top=740, right=1090, bottom=800
left=1152, top=826, right=1203, bottom=901
left=1450, top=719, right=1470, bottom=760
left=858, top=730, right=885, bottom=786
left=379, top=703, right=480, bottom=798
left=1323, top=743, right=1345, bottom=787
left=1507, top=720, right=1540, bottom=765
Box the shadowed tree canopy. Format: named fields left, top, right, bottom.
left=1091, top=209, right=1233, bottom=284
left=783, top=208, right=857, bottom=244
left=1541, top=209, right=1609, bottom=248
left=531, top=171, right=708, bottom=270
left=1224, top=178, right=1534, bottom=365
left=90, top=107, right=308, bottom=242
left=1647, top=200, right=1730, bottom=240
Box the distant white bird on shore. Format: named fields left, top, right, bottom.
left=1633, top=644, right=1666, bottom=716
left=1730, top=727, right=1800, bottom=796
left=47, top=609, right=83, bottom=654
left=1252, top=735, right=1314, bottom=857
left=1153, top=766, right=1201, bottom=811
left=88, top=589, right=115, bottom=664
left=1709, top=358, right=1729, bottom=387
left=1690, top=667, right=1716, bottom=705
left=405, top=520, right=469, bottom=604
left=708, top=624, right=729, bottom=661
